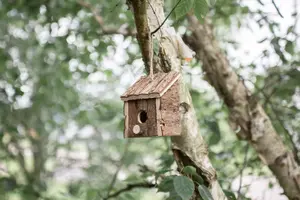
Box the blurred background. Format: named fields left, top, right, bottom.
left=0, top=0, right=299, bottom=199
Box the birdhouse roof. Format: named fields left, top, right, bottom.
left=120, top=71, right=180, bottom=101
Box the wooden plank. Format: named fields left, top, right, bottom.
left=131, top=76, right=154, bottom=96
left=160, top=81, right=181, bottom=136
left=147, top=99, right=157, bottom=136
left=121, top=93, right=159, bottom=101
left=127, top=101, right=138, bottom=137
left=138, top=99, right=148, bottom=136
left=123, top=102, right=129, bottom=138
left=121, top=72, right=180, bottom=101
left=139, top=99, right=147, bottom=110
left=156, top=98, right=162, bottom=136
left=140, top=73, right=168, bottom=94
left=158, top=73, right=180, bottom=96
left=153, top=72, right=180, bottom=96
left=121, top=76, right=146, bottom=98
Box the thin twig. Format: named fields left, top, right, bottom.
left=292, top=0, right=299, bottom=35
left=151, top=0, right=182, bottom=35
left=271, top=0, right=284, bottom=18
left=103, top=182, right=155, bottom=200
left=105, top=141, right=131, bottom=198
left=237, top=144, right=249, bottom=199
left=146, top=0, right=163, bottom=38
left=263, top=87, right=278, bottom=108
left=257, top=0, right=264, bottom=6
left=268, top=103, right=300, bottom=164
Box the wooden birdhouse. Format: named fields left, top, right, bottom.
left=120, top=72, right=181, bottom=138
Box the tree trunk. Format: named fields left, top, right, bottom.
left=184, top=15, right=300, bottom=199
left=129, top=0, right=227, bottom=199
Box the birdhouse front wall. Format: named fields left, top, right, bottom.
left=124, top=99, right=161, bottom=137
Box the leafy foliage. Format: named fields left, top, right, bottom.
left=197, top=185, right=213, bottom=200
left=173, top=176, right=195, bottom=200
left=223, top=189, right=237, bottom=200
left=158, top=175, right=195, bottom=200
left=173, top=0, right=210, bottom=21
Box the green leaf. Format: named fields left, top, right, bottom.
left=182, top=166, right=204, bottom=184
left=198, top=185, right=213, bottom=200
left=206, top=120, right=221, bottom=145
left=287, top=25, right=294, bottom=34
left=174, top=0, right=194, bottom=20
left=166, top=192, right=182, bottom=200
left=104, top=69, right=113, bottom=77
left=206, top=0, right=216, bottom=6
left=194, top=0, right=208, bottom=21
left=193, top=174, right=204, bottom=185
left=86, top=189, right=97, bottom=200
left=123, top=193, right=135, bottom=200
left=159, top=154, right=175, bottom=168
left=155, top=169, right=172, bottom=182
left=124, top=174, right=144, bottom=184
left=269, top=24, right=275, bottom=33
left=157, top=168, right=172, bottom=175
left=285, top=40, right=294, bottom=55
left=268, top=182, right=274, bottom=188
left=241, top=6, right=249, bottom=14
left=158, top=176, right=176, bottom=192
left=173, top=176, right=194, bottom=200
left=182, top=166, right=197, bottom=176
left=223, top=189, right=237, bottom=200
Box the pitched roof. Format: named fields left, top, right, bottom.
left=120, top=71, right=180, bottom=101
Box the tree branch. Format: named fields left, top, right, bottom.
left=185, top=15, right=300, bottom=199
left=3, top=136, right=31, bottom=183
left=240, top=77, right=300, bottom=165
left=103, top=182, right=155, bottom=200
left=268, top=102, right=300, bottom=165
left=105, top=141, right=131, bottom=198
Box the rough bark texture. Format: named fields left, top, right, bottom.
left=185, top=15, right=300, bottom=199
left=129, top=0, right=227, bottom=199
left=160, top=81, right=181, bottom=136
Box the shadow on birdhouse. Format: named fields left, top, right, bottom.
left=120, top=72, right=181, bottom=138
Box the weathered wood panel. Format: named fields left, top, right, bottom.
left=151, top=71, right=179, bottom=95
left=123, top=102, right=129, bottom=138
left=159, top=80, right=181, bottom=136
left=125, top=99, right=158, bottom=137
left=156, top=98, right=162, bottom=136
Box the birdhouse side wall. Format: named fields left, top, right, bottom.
left=160, top=80, right=181, bottom=136
left=124, top=99, right=158, bottom=137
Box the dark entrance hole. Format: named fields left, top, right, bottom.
left=138, top=110, right=148, bottom=123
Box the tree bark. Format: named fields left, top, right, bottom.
left=184, top=15, right=300, bottom=199
left=129, top=0, right=227, bottom=199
